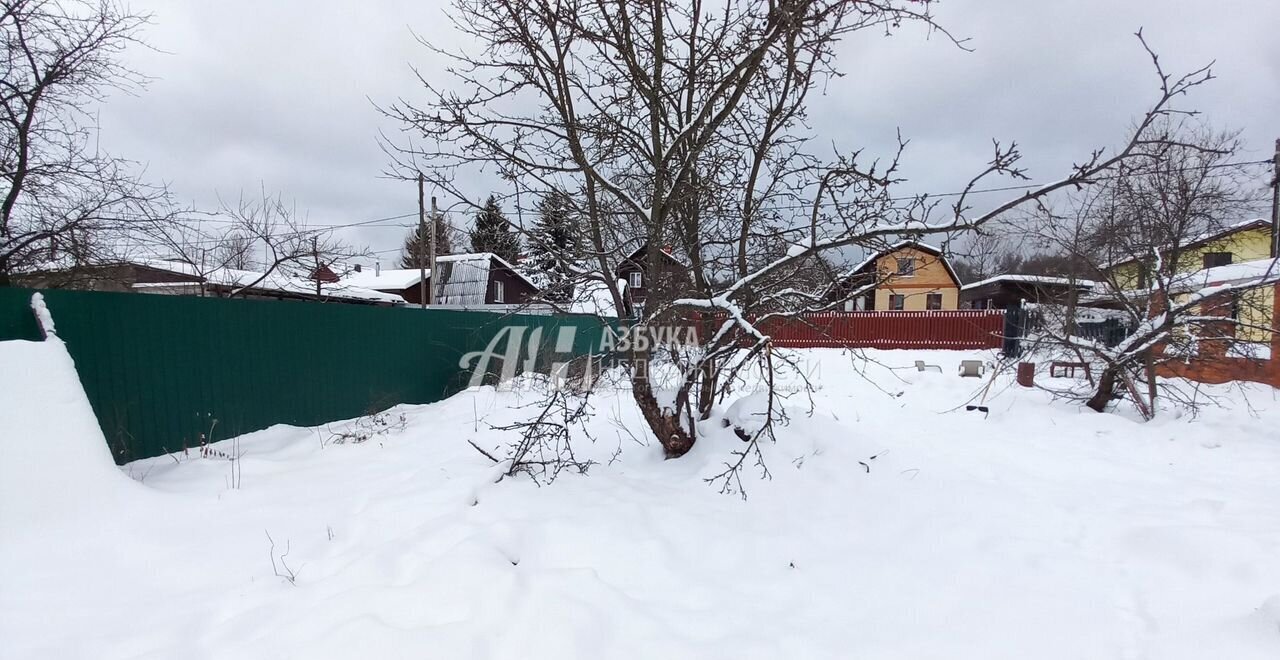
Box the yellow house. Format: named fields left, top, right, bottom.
left=1104, top=219, right=1275, bottom=342
left=1105, top=219, right=1273, bottom=289
left=844, top=241, right=961, bottom=311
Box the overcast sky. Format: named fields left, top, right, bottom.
left=97, top=0, right=1280, bottom=265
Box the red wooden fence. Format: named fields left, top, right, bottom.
left=760, top=310, right=1006, bottom=350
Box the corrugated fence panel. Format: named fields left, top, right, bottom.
left=767, top=310, right=1005, bottom=349
left=682, top=310, right=1005, bottom=350
left=0, top=288, right=610, bottom=464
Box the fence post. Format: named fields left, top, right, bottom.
left=1003, top=304, right=1023, bottom=358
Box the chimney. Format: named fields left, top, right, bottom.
left=354, top=264, right=362, bottom=273
left=375, top=262, right=381, bottom=276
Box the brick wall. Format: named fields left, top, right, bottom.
left=1155, top=284, right=1280, bottom=388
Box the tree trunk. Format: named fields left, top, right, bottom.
left=1142, top=350, right=1158, bottom=414
left=695, top=313, right=718, bottom=420
left=630, top=370, right=695, bottom=458
left=697, top=361, right=717, bottom=421
left=1086, top=364, right=1119, bottom=413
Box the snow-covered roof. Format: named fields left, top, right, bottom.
left=341, top=268, right=425, bottom=291
left=960, top=274, right=1097, bottom=291
left=427, top=253, right=537, bottom=305
left=1167, top=257, right=1280, bottom=294
left=433, top=254, right=492, bottom=305
left=132, top=259, right=405, bottom=304
left=850, top=240, right=959, bottom=285
left=341, top=253, right=541, bottom=302
left=441, top=252, right=541, bottom=291
left=1092, top=257, right=1280, bottom=303
left=567, top=278, right=621, bottom=318
left=620, top=243, right=690, bottom=269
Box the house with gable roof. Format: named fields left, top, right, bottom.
left=833, top=241, right=961, bottom=311
left=340, top=252, right=540, bottom=306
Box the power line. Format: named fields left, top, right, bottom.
left=9, top=158, right=1268, bottom=249
left=489, top=157, right=1273, bottom=216
left=194, top=211, right=419, bottom=229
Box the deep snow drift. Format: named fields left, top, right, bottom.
left=2, top=345, right=1279, bottom=659
left=0, top=338, right=147, bottom=526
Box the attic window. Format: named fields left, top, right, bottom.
left=492, top=280, right=505, bottom=303
left=629, top=271, right=643, bottom=289
left=896, top=257, right=915, bottom=276
left=1203, top=252, right=1232, bottom=268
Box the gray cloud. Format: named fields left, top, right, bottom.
left=96, top=1, right=1280, bottom=264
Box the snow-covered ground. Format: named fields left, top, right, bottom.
left=3, top=338, right=1280, bottom=659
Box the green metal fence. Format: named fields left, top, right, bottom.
left=0, top=287, right=611, bottom=464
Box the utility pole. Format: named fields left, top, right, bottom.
left=1270, top=138, right=1279, bottom=258
left=311, top=236, right=322, bottom=300
left=429, top=195, right=439, bottom=305
left=417, top=173, right=427, bottom=309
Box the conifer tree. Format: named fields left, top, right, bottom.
left=399, top=212, right=454, bottom=269
left=527, top=189, right=579, bottom=301
left=468, top=195, right=520, bottom=264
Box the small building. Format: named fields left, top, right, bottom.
left=15, top=259, right=403, bottom=306
left=16, top=261, right=205, bottom=293
left=835, top=241, right=961, bottom=311
left=960, top=274, right=1095, bottom=310
left=341, top=253, right=540, bottom=306
left=614, top=243, right=691, bottom=316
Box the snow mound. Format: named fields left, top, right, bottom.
left=0, top=338, right=141, bottom=527
left=2, top=347, right=1280, bottom=659
left=723, top=392, right=777, bottom=438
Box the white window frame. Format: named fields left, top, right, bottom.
left=629, top=271, right=643, bottom=290
left=493, top=280, right=505, bottom=303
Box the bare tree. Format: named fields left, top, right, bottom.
left=147, top=189, right=369, bottom=299
left=1, top=0, right=173, bottom=283
left=385, top=1, right=1217, bottom=485
left=951, top=230, right=1016, bottom=284
left=1027, top=121, right=1273, bottom=415
left=217, top=231, right=255, bottom=271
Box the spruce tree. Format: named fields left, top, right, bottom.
left=399, top=212, right=454, bottom=269
left=468, top=195, right=520, bottom=264
left=528, top=189, right=579, bottom=301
